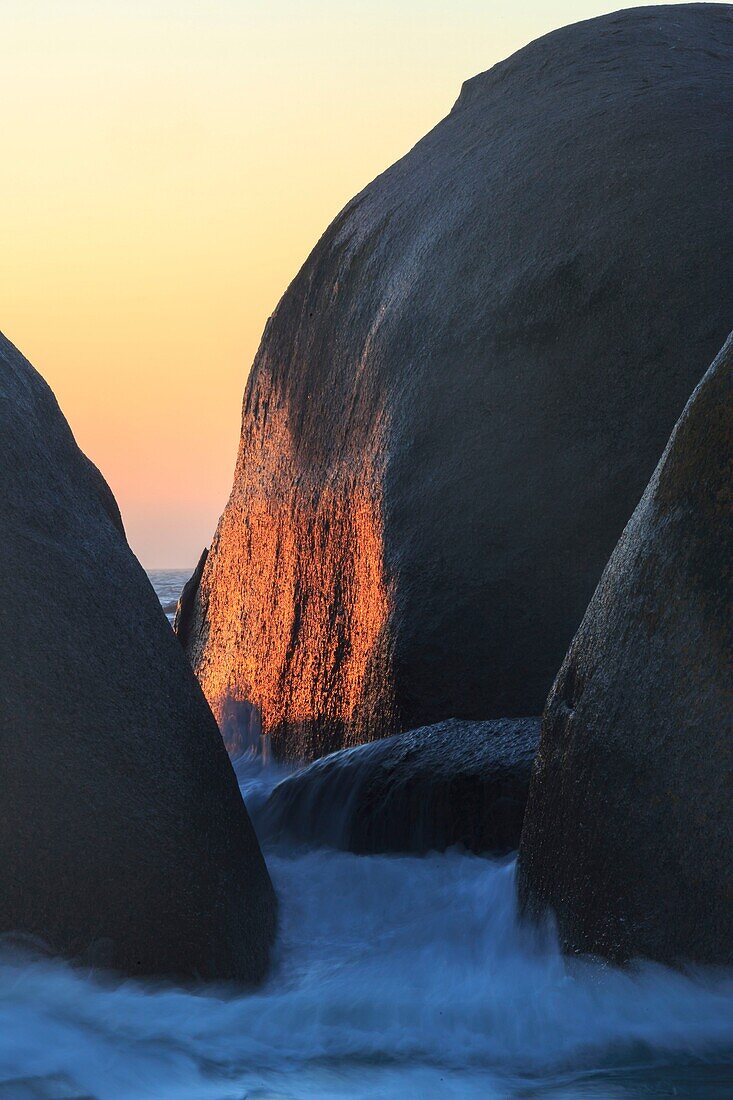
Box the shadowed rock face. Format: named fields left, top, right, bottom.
left=257, top=718, right=540, bottom=856
left=183, top=4, right=733, bottom=762
left=518, top=334, right=733, bottom=966
left=0, top=333, right=276, bottom=983
left=174, top=546, right=208, bottom=649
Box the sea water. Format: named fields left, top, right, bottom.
left=0, top=570, right=730, bottom=1099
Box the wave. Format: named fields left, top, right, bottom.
left=1, top=765, right=732, bottom=1098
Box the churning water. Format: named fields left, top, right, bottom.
left=0, top=571, right=730, bottom=1099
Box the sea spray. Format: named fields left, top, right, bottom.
left=1, top=761, right=732, bottom=1099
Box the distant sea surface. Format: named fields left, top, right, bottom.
left=0, top=572, right=729, bottom=1099
left=147, top=568, right=191, bottom=624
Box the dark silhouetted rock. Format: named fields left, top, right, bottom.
left=183, top=4, right=733, bottom=762
left=0, top=333, right=276, bottom=983
left=518, top=334, right=733, bottom=966
left=174, top=547, right=208, bottom=648
left=257, top=718, right=540, bottom=855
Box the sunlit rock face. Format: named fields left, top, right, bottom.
left=0, top=333, right=276, bottom=984
left=518, top=334, right=733, bottom=965
left=190, top=402, right=394, bottom=761
left=184, top=4, right=733, bottom=762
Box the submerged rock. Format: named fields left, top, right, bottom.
left=0, top=333, right=276, bottom=983
left=258, top=718, right=540, bottom=855
left=518, top=334, right=733, bottom=965
left=181, top=4, right=733, bottom=761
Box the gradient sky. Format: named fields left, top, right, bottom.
left=2, top=0, right=697, bottom=566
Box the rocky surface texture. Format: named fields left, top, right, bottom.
left=182, top=4, right=733, bottom=761
left=0, top=333, right=276, bottom=983
left=257, top=718, right=540, bottom=855
left=518, top=334, right=733, bottom=966
left=174, top=547, right=208, bottom=648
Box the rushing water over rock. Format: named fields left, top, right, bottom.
left=1, top=774, right=733, bottom=1098
left=256, top=718, right=539, bottom=855
left=2, top=571, right=728, bottom=1097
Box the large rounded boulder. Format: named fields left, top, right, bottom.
left=183, top=4, right=733, bottom=762
left=0, top=333, right=276, bottom=983
left=518, top=334, right=733, bottom=965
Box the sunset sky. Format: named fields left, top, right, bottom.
left=2, top=0, right=693, bottom=567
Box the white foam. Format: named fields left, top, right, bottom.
left=1, top=767, right=732, bottom=1099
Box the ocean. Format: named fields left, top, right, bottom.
left=146, top=569, right=191, bottom=625
left=0, top=571, right=730, bottom=1099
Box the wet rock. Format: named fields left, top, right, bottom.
left=258, top=718, right=540, bottom=855
left=0, top=333, right=276, bottom=983
left=184, top=4, right=733, bottom=761
left=518, top=334, right=733, bottom=966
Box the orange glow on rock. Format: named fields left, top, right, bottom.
left=189, top=402, right=393, bottom=762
